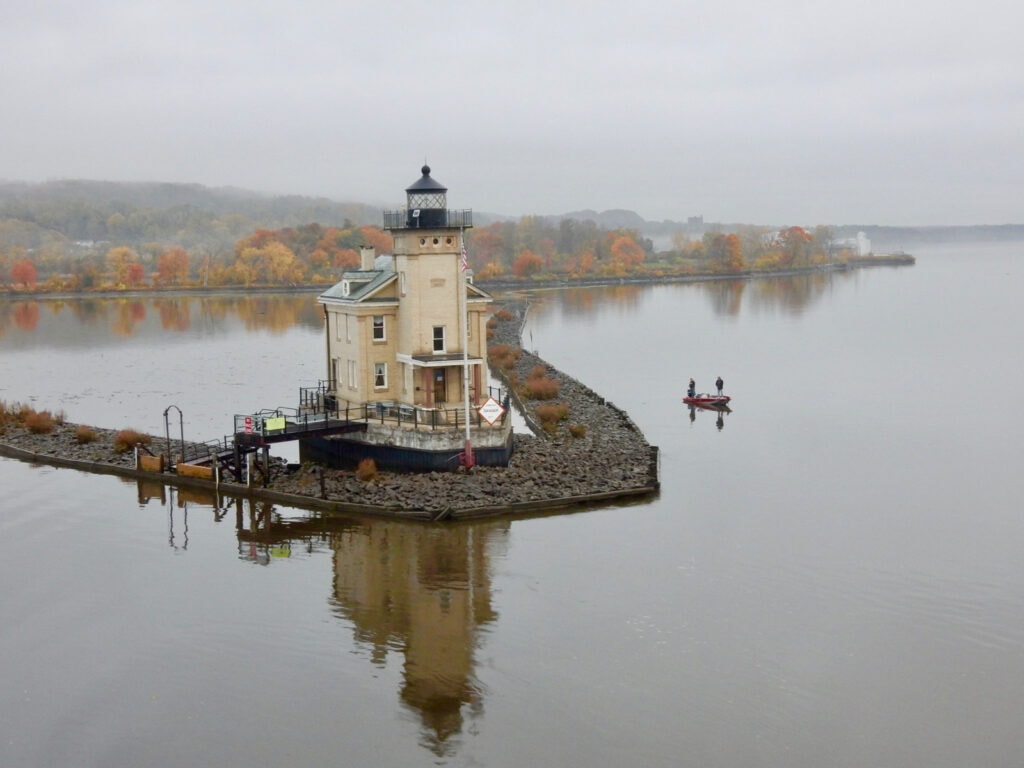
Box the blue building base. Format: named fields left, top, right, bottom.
left=299, top=430, right=514, bottom=472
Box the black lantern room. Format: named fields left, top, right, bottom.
left=405, top=165, right=448, bottom=228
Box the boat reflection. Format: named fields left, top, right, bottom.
left=687, top=402, right=732, bottom=431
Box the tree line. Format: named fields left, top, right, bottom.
left=1, top=219, right=845, bottom=293
left=0, top=181, right=848, bottom=292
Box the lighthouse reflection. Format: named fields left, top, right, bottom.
left=234, top=499, right=507, bottom=756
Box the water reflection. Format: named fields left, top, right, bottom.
left=141, top=483, right=507, bottom=758
left=687, top=403, right=731, bottom=430
left=0, top=293, right=325, bottom=341
left=528, top=270, right=854, bottom=321
left=0, top=272, right=854, bottom=343
left=330, top=521, right=503, bottom=756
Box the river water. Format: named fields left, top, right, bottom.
left=1, top=242, right=1022, bottom=767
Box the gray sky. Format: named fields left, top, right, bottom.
left=2, top=0, right=1021, bottom=226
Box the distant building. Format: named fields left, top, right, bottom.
left=831, top=231, right=871, bottom=257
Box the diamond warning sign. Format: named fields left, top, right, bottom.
left=478, top=397, right=506, bottom=426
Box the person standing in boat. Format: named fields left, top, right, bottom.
left=687, top=378, right=696, bottom=398
left=715, top=376, right=724, bottom=396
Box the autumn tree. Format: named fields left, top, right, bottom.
left=126, top=263, right=146, bottom=286
left=235, top=241, right=305, bottom=284
left=358, top=226, right=393, bottom=255
left=155, top=247, right=190, bottom=285
left=466, top=224, right=507, bottom=268
left=106, top=246, right=140, bottom=287
left=512, top=249, right=544, bottom=278
left=10, top=258, right=38, bottom=288
left=706, top=233, right=746, bottom=272
left=609, top=235, right=645, bottom=270
left=775, top=226, right=814, bottom=267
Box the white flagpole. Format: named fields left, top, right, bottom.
left=460, top=230, right=474, bottom=468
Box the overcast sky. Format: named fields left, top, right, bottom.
left=2, top=0, right=1021, bottom=226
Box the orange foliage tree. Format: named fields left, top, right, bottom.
left=155, top=247, right=190, bottom=285
left=609, top=235, right=645, bottom=270
left=105, top=246, right=140, bottom=287
left=707, top=233, right=746, bottom=272
left=512, top=249, right=544, bottom=278
left=10, top=258, right=38, bottom=288
left=775, top=226, right=814, bottom=267
left=125, top=263, right=146, bottom=286
left=359, top=226, right=393, bottom=255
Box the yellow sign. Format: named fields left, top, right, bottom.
left=265, top=417, right=286, bottom=432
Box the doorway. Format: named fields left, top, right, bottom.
left=432, top=368, right=447, bottom=405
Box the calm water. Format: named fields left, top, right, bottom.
left=2, top=243, right=1023, bottom=767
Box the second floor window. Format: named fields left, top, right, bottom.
left=372, top=315, right=385, bottom=341
left=374, top=362, right=387, bottom=389
left=433, top=326, right=445, bottom=353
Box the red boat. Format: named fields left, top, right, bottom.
left=682, top=394, right=731, bottom=407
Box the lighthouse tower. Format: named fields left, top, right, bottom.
left=311, top=166, right=509, bottom=471
left=385, top=166, right=480, bottom=410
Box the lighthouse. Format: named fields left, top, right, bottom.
left=310, top=166, right=510, bottom=471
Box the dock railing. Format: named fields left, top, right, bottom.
left=293, top=382, right=511, bottom=432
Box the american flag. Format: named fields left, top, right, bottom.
left=460, top=239, right=468, bottom=272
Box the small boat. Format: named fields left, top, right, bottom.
left=683, top=394, right=731, bottom=407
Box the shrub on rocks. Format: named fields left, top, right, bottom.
left=113, top=429, right=152, bottom=454
left=488, top=343, right=522, bottom=371
left=24, top=409, right=56, bottom=434
left=522, top=365, right=560, bottom=400
left=535, top=402, right=569, bottom=435
left=75, top=425, right=98, bottom=444
left=356, top=458, right=379, bottom=481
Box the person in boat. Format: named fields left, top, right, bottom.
left=715, top=376, right=724, bottom=396
left=687, top=378, right=696, bottom=398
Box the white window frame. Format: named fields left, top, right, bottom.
left=346, top=359, right=357, bottom=389
left=345, top=314, right=352, bottom=343
left=433, top=326, right=446, bottom=353
left=372, top=315, right=386, bottom=342
left=374, top=362, right=388, bottom=389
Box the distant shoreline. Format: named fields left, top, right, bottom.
left=0, top=255, right=915, bottom=303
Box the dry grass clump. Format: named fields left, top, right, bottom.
left=535, top=402, right=569, bottom=435
left=0, top=401, right=33, bottom=425
left=24, top=409, right=56, bottom=434
left=0, top=400, right=21, bottom=431
left=113, top=428, right=152, bottom=454
left=488, top=343, right=522, bottom=371
left=521, top=364, right=560, bottom=400
left=355, top=457, right=379, bottom=481
left=568, top=423, right=587, bottom=438
left=75, top=425, right=99, bottom=444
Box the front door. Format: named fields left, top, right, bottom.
left=432, top=369, right=447, bottom=405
